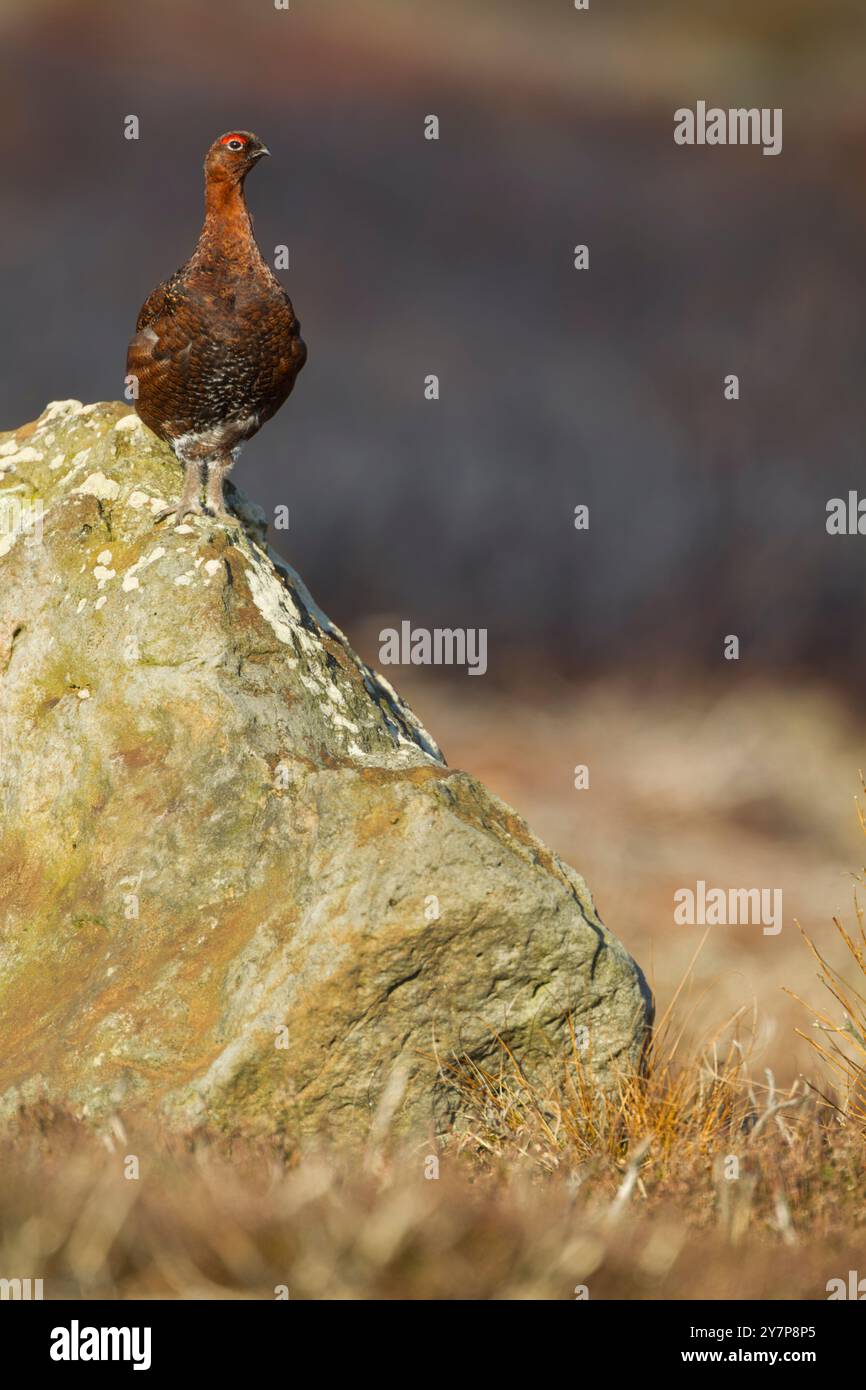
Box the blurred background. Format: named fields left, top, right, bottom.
left=2, top=0, right=866, bottom=1075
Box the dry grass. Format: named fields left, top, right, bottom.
left=3, top=790, right=866, bottom=1300
left=784, top=787, right=866, bottom=1129
left=0, top=991, right=863, bottom=1299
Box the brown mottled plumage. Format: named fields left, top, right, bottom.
left=127, top=131, right=306, bottom=523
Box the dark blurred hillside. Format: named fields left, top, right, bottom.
left=2, top=0, right=866, bottom=679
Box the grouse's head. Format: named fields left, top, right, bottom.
left=205, top=131, right=270, bottom=183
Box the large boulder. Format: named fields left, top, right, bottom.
left=0, top=402, right=651, bottom=1140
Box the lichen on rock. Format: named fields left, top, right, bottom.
left=0, top=401, right=651, bottom=1140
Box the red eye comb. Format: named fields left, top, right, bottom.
left=220, top=133, right=246, bottom=146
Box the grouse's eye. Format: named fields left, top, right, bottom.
left=227, top=139, right=244, bottom=151
left=220, top=134, right=247, bottom=151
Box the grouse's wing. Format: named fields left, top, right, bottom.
left=126, top=270, right=200, bottom=436
left=134, top=268, right=186, bottom=333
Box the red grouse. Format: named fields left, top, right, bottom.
left=127, top=131, right=306, bottom=523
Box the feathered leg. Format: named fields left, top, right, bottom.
left=156, top=460, right=205, bottom=523
left=204, top=453, right=236, bottom=523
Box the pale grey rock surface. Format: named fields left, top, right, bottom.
left=0, top=401, right=652, bottom=1139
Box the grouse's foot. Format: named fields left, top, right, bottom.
left=156, top=460, right=206, bottom=524
left=204, top=454, right=236, bottom=525
left=155, top=500, right=209, bottom=525
left=202, top=504, right=238, bottom=526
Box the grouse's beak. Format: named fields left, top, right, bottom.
left=254, top=145, right=271, bottom=159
